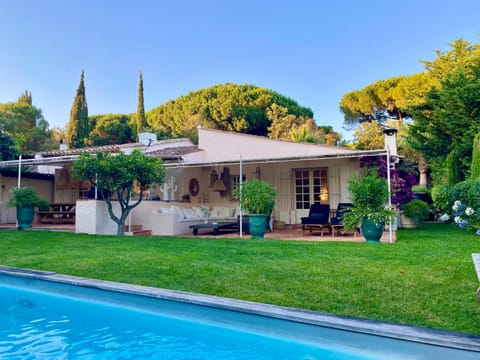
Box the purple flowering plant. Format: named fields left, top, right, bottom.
left=360, top=156, right=417, bottom=208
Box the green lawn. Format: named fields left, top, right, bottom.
left=0, top=222, right=479, bottom=334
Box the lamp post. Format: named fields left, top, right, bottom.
left=383, top=128, right=398, bottom=244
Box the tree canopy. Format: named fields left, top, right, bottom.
left=0, top=131, right=18, bottom=161
left=147, top=83, right=314, bottom=139
left=0, top=92, right=54, bottom=153
left=408, top=58, right=480, bottom=182
left=86, top=114, right=134, bottom=146
left=266, top=103, right=341, bottom=145
left=73, top=149, right=165, bottom=235
left=339, top=38, right=480, bottom=186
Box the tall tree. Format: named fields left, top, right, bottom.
left=0, top=92, right=53, bottom=152
left=409, top=60, right=480, bottom=183
left=17, top=90, right=32, bottom=105
left=66, top=70, right=89, bottom=148
left=147, top=83, right=313, bottom=138
left=73, top=149, right=165, bottom=236
left=340, top=38, right=480, bottom=187
left=0, top=131, right=18, bottom=160
left=136, top=71, right=147, bottom=135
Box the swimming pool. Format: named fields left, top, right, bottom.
left=0, top=266, right=479, bottom=359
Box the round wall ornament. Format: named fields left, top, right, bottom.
left=189, top=178, right=199, bottom=196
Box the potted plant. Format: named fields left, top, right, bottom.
left=181, top=194, right=191, bottom=203
left=235, top=179, right=276, bottom=239
left=7, top=186, right=49, bottom=229
left=400, top=199, right=430, bottom=229
left=343, top=168, right=396, bottom=243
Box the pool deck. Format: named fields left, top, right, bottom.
left=0, top=223, right=396, bottom=242
left=0, top=265, right=478, bottom=355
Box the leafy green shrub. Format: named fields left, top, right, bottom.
left=448, top=179, right=480, bottom=210
left=445, top=180, right=480, bottom=230
left=7, top=187, right=49, bottom=208
left=431, top=184, right=449, bottom=214
left=343, top=167, right=396, bottom=230
left=235, top=179, right=276, bottom=215
left=402, top=199, right=430, bottom=221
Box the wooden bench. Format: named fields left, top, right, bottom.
left=301, top=224, right=330, bottom=236
left=36, top=203, right=76, bottom=224
left=472, top=253, right=480, bottom=302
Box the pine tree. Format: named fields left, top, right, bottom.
left=136, top=70, right=147, bottom=135
left=66, top=70, right=89, bottom=148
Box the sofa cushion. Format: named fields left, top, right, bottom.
left=159, top=207, right=173, bottom=214
left=170, top=205, right=187, bottom=219
left=183, top=208, right=200, bottom=219
left=192, top=206, right=207, bottom=219
left=211, top=206, right=235, bottom=218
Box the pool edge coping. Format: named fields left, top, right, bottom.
left=1, top=265, right=479, bottom=353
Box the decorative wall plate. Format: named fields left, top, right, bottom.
left=189, top=178, right=199, bottom=196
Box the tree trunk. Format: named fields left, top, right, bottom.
left=117, top=222, right=125, bottom=236
left=418, top=155, right=428, bottom=187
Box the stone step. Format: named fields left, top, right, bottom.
left=123, top=224, right=152, bottom=236
left=124, top=224, right=144, bottom=232
left=131, top=229, right=152, bottom=236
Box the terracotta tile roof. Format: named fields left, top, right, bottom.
left=145, top=146, right=201, bottom=158
left=39, top=144, right=128, bottom=158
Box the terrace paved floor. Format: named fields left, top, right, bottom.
left=0, top=223, right=396, bottom=243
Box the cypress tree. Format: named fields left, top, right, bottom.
left=136, top=70, right=147, bottom=135
left=471, top=133, right=480, bottom=180
left=66, top=70, right=89, bottom=148
left=446, top=149, right=460, bottom=186
left=18, top=90, right=32, bottom=105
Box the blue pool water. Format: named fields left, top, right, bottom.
left=0, top=271, right=478, bottom=359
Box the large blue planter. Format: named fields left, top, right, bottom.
left=361, top=218, right=384, bottom=243
left=16, top=206, right=35, bottom=230
left=248, top=214, right=268, bottom=239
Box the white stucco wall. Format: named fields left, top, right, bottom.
left=0, top=175, right=54, bottom=224
left=75, top=200, right=117, bottom=235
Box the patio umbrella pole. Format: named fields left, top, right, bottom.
left=387, top=146, right=393, bottom=244
left=239, top=155, right=243, bottom=238
left=17, top=155, right=22, bottom=188
left=16, top=155, right=22, bottom=228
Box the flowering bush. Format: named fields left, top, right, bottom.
left=360, top=156, right=417, bottom=208
left=441, top=200, right=479, bottom=231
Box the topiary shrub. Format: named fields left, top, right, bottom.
left=402, top=199, right=430, bottom=222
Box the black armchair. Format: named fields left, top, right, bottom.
left=330, top=203, right=355, bottom=237
left=301, top=204, right=331, bottom=235
left=330, top=203, right=353, bottom=226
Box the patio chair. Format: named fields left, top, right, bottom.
left=301, top=204, right=330, bottom=235
left=330, top=202, right=355, bottom=237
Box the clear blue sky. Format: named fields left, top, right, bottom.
left=1, top=0, right=479, bottom=140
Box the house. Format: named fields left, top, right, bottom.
left=0, top=127, right=391, bottom=235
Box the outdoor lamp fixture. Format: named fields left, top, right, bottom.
left=211, top=178, right=227, bottom=192
left=383, top=128, right=398, bottom=136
